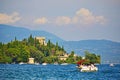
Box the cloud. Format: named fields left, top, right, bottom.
left=76, top=8, right=92, bottom=17
left=73, top=8, right=106, bottom=25
left=34, top=8, right=106, bottom=26
left=0, top=12, right=21, bottom=24
left=55, top=16, right=71, bottom=25
left=34, top=17, right=48, bottom=24
left=34, top=16, right=71, bottom=25
left=95, top=16, right=106, bottom=24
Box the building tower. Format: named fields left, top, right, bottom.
left=36, top=37, right=47, bottom=46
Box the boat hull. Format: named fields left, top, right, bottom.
left=77, top=65, right=98, bottom=72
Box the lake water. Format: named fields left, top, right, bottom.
left=0, top=64, right=120, bottom=80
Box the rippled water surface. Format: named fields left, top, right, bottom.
left=0, top=64, right=120, bottom=80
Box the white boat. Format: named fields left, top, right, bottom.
left=61, top=63, right=68, bottom=65
left=54, top=62, right=59, bottom=65
left=110, top=63, right=114, bottom=67
left=77, top=64, right=98, bottom=72
left=19, top=62, right=25, bottom=65
left=35, top=62, right=39, bottom=65
left=42, top=63, right=47, bottom=65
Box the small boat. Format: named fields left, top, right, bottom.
left=81, top=66, right=98, bottom=72
left=77, top=64, right=98, bottom=72
left=35, top=62, right=39, bottom=65
left=76, top=60, right=98, bottom=72
left=54, top=62, right=59, bottom=65
left=42, top=63, right=47, bottom=65
left=110, top=63, right=114, bottom=67
left=61, top=63, right=68, bottom=65
left=19, top=62, right=25, bottom=65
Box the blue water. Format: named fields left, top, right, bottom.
left=0, top=64, right=120, bottom=80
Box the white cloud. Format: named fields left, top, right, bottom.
left=0, top=12, right=21, bottom=24
left=34, top=17, right=48, bottom=24
left=55, top=16, right=71, bottom=25
left=34, top=8, right=106, bottom=26
left=95, top=16, right=106, bottom=24
left=73, top=8, right=106, bottom=25
left=76, top=8, right=92, bottom=17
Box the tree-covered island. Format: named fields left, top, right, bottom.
left=0, top=35, right=100, bottom=64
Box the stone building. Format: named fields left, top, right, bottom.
left=58, top=54, right=69, bottom=61
left=36, top=37, right=47, bottom=46
left=58, top=53, right=77, bottom=61
left=28, top=58, right=34, bottom=64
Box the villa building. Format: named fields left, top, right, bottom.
left=58, top=53, right=77, bottom=61
left=58, top=54, right=69, bottom=61
left=36, top=37, right=47, bottom=46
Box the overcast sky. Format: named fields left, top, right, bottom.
left=0, top=0, right=120, bottom=42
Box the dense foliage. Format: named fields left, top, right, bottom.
left=83, top=51, right=101, bottom=64
left=0, top=35, right=100, bottom=64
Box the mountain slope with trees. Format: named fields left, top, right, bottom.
left=0, top=35, right=100, bottom=64
left=0, top=35, right=65, bottom=63
left=0, top=24, right=120, bottom=64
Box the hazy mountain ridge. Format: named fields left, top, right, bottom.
left=0, top=24, right=64, bottom=43
left=62, top=40, right=120, bottom=63
left=0, top=24, right=120, bottom=63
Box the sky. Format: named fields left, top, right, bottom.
left=0, top=0, right=120, bottom=42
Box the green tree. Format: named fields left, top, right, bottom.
left=66, top=51, right=75, bottom=63
left=34, top=38, right=40, bottom=49
left=28, top=34, right=34, bottom=46
left=22, top=38, right=28, bottom=46
left=47, top=40, right=51, bottom=48
left=84, top=50, right=101, bottom=64
left=19, top=45, right=30, bottom=62
left=55, top=42, right=59, bottom=50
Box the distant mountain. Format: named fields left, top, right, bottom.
left=0, top=24, right=120, bottom=64
left=62, top=40, right=120, bottom=63
left=0, top=24, right=64, bottom=43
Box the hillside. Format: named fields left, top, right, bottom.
left=0, top=24, right=64, bottom=43
left=0, top=24, right=120, bottom=63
